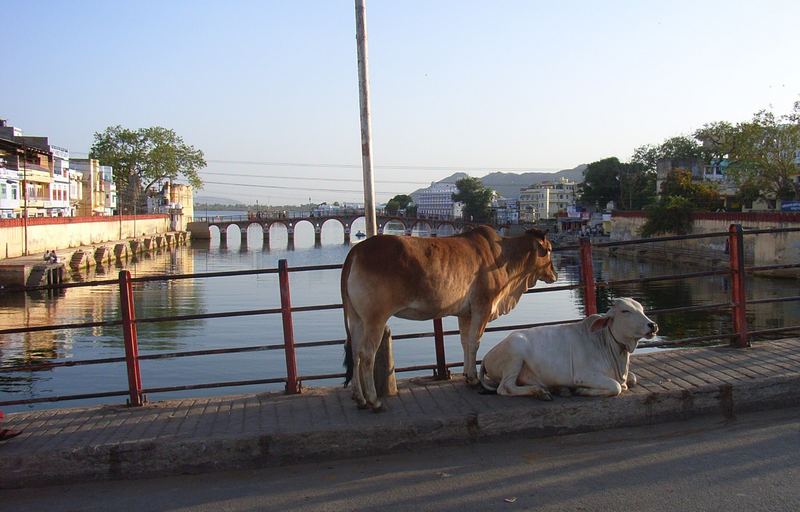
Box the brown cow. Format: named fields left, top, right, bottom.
left=341, top=225, right=558, bottom=411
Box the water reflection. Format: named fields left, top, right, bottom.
left=1, top=227, right=799, bottom=411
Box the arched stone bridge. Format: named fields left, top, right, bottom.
left=187, top=210, right=479, bottom=244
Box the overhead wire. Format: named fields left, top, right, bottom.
left=200, top=180, right=401, bottom=195
left=199, top=171, right=430, bottom=186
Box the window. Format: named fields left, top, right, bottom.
left=1, top=183, right=5, bottom=197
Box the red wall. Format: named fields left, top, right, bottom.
left=0, top=214, right=167, bottom=228
left=612, top=210, right=800, bottom=223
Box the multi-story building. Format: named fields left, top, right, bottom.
left=48, top=146, right=71, bottom=216
left=0, top=119, right=70, bottom=218
left=69, top=168, right=84, bottom=216
left=70, top=159, right=108, bottom=216
left=146, top=181, right=194, bottom=230
left=491, top=197, right=519, bottom=225
left=518, top=178, right=577, bottom=221
left=100, top=165, right=117, bottom=215
left=411, top=182, right=463, bottom=218
left=0, top=139, right=21, bottom=218
left=655, top=157, right=706, bottom=194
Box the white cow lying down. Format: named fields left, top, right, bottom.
left=479, top=298, right=658, bottom=399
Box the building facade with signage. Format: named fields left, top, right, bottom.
left=411, top=182, right=463, bottom=218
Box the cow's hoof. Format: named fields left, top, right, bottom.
left=356, top=401, right=369, bottom=410
left=464, top=376, right=480, bottom=386
left=370, top=402, right=387, bottom=413
left=540, top=391, right=553, bottom=401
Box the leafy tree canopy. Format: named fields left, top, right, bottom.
left=660, top=169, right=723, bottom=211
left=641, top=196, right=695, bottom=237
left=385, top=194, right=415, bottom=214
left=696, top=103, right=800, bottom=200
left=452, top=177, right=494, bottom=222
left=618, top=162, right=657, bottom=210
left=631, top=135, right=702, bottom=171
left=579, top=157, right=621, bottom=210
left=90, top=125, right=205, bottom=196
left=579, top=157, right=657, bottom=211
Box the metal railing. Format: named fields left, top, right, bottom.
left=1, top=223, right=799, bottom=408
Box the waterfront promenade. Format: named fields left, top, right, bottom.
left=0, top=230, right=188, bottom=288
left=1, top=337, right=799, bottom=489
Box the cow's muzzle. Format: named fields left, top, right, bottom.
left=645, top=322, right=659, bottom=339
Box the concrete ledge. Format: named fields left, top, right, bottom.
left=2, top=368, right=799, bottom=489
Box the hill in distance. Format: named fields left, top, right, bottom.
left=194, top=195, right=244, bottom=205
left=414, top=164, right=587, bottom=200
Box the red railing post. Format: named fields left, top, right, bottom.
left=728, top=224, right=750, bottom=348
left=119, top=270, right=144, bottom=406
left=580, top=237, right=597, bottom=315
left=278, top=259, right=301, bottom=394
left=433, top=318, right=450, bottom=380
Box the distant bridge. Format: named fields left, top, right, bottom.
left=187, top=209, right=482, bottom=244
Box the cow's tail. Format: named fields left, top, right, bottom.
left=341, top=252, right=355, bottom=388
left=478, top=361, right=498, bottom=394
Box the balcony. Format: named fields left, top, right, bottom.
left=21, top=168, right=52, bottom=183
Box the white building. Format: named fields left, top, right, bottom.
left=69, top=168, right=83, bottom=216
left=518, top=178, right=577, bottom=221
left=411, top=182, right=463, bottom=218
left=0, top=153, right=20, bottom=219
left=492, top=197, right=519, bottom=225
left=100, top=165, right=117, bottom=215
left=49, top=145, right=71, bottom=217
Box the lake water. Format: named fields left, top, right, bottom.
left=2, top=216, right=799, bottom=412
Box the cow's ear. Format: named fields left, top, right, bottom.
left=589, top=314, right=610, bottom=332
left=536, top=239, right=549, bottom=258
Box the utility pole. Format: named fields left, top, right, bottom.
left=354, top=0, right=396, bottom=398
left=20, top=145, right=28, bottom=256
left=355, top=0, right=377, bottom=237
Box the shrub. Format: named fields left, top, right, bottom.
left=640, top=196, right=694, bottom=237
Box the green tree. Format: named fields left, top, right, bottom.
left=733, top=179, right=761, bottom=209
left=385, top=194, right=414, bottom=214
left=632, top=135, right=703, bottom=171
left=452, top=177, right=494, bottom=222
left=660, top=169, right=723, bottom=211
left=641, top=196, right=695, bottom=237
left=696, top=103, right=800, bottom=200
left=90, top=126, right=205, bottom=212
left=618, top=162, right=656, bottom=210
left=579, top=157, right=621, bottom=209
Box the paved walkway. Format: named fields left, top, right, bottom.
left=2, top=338, right=799, bottom=489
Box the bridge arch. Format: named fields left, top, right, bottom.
left=410, top=220, right=433, bottom=236
left=379, top=218, right=407, bottom=235
left=436, top=222, right=456, bottom=237
left=198, top=212, right=481, bottom=246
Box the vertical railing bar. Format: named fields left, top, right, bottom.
left=728, top=224, right=750, bottom=348
left=119, top=270, right=144, bottom=406
left=433, top=318, right=450, bottom=380
left=279, top=259, right=301, bottom=394
left=580, top=237, right=597, bottom=315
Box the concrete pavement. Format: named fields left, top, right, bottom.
left=1, top=338, right=799, bottom=490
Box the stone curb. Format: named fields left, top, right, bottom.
left=2, top=373, right=799, bottom=489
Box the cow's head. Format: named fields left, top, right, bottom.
left=526, top=228, right=558, bottom=284
left=590, top=297, right=658, bottom=353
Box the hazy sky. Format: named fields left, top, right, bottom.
left=3, top=0, right=798, bottom=204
